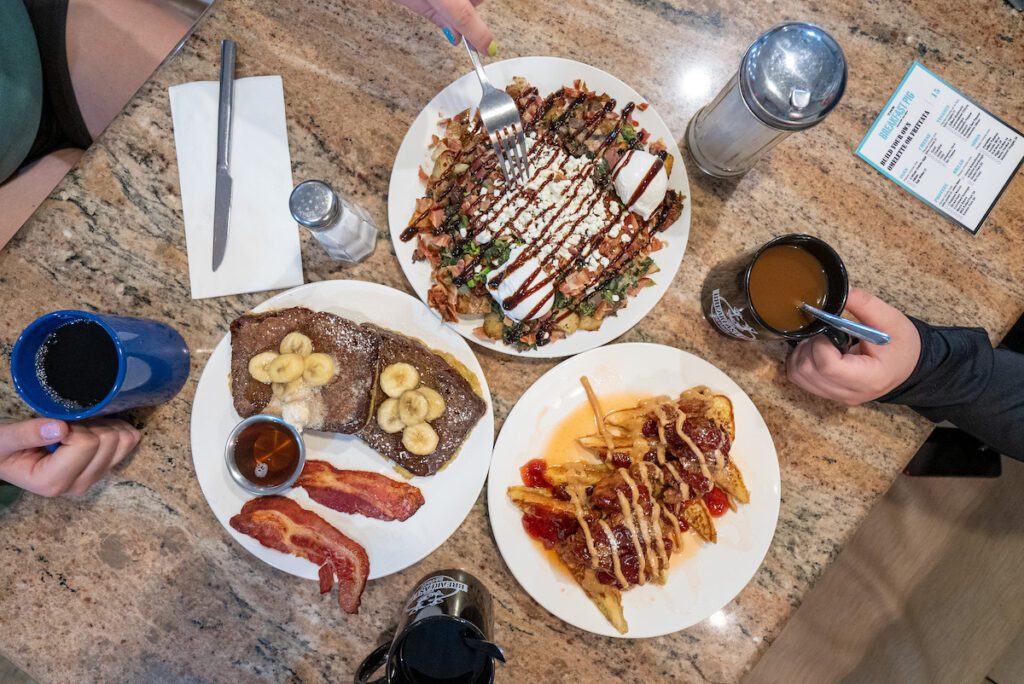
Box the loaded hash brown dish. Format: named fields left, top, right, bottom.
left=401, top=78, right=686, bottom=350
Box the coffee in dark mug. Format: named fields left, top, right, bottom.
left=355, top=569, right=505, bottom=684
left=702, top=233, right=851, bottom=349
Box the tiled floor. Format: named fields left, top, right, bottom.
left=746, top=457, right=1024, bottom=684
left=0, top=658, right=34, bottom=684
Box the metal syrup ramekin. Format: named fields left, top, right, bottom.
left=224, top=414, right=305, bottom=495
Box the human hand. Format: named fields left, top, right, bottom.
left=786, top=288, right=922, bottom=406
left=0, top=418, right=141, bottom=497
left=393, top=0, right=496, bottom=54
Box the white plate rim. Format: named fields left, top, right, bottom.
left=190, top=279, right=495, bottom=581
left=486, top=342, right=781, bottom=638
left=387, top=55, right=692, bottom=359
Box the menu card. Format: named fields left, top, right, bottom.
left=856, top=62, right=1023, bottom=234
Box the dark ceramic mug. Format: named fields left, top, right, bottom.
left=355, top=569, right=505, bottom=684
left=701, top=233, right=851, bottom=351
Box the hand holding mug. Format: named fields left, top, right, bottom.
left=0, top=418, right=141, bottom=497
left=786, top=288, right=921, bottom=406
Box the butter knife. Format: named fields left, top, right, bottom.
left=212, top=39, right=236, bottom=271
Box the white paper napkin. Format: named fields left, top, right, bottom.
left=169, top=75, right=303, bottom=299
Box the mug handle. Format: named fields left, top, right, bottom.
left=822, top=327, right=853, bottom=353
left=354, top=642, right=390, bottom=684
left=785, top=328, right=852, bottom=354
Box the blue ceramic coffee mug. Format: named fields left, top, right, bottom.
left=11, top=310, right=190, bottom=421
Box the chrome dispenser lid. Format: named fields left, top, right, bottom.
left=289, top=180, right=339, bottom=230
left=740, top=22, right=847, bottom=131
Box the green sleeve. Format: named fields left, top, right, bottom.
left=0, top=481, right=22, bottom=509
left=0, top=0, right=43, bottom=182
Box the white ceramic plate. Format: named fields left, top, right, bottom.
left=191, top=280, right=494, bottom=581
left=487, top=343, right=780, bottom=637
left=387, top=56, right=691, bottom=359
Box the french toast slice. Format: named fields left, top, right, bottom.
left=358, top=324, right=486, bottom=476
left=229, top=307, right=380, bottom=433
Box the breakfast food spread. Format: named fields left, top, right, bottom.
left=402, top=78, right=686, bottom=349
left=296, top=460, right=425, bottom=522
left=229, top=496, right=370, bottom=614
left=230, top=308, right=380, bottom=433
left=507, top=380, right=748, bottom=633
left=358, top=324, right=487, bottom=476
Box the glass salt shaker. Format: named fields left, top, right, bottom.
left=687, top=22, right=847, bottom=178
left=289, top=180, right=377, bottom=263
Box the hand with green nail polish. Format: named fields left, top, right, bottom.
left=392, top=0, right=495, bottom=54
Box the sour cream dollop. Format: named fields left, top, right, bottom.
left=612, top=150, right=669, bottom=221
left=488, top=245, right=555, bottom=322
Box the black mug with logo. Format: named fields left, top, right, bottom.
left=355, top=569, right=505, bottom=684
left=701, top=233, right=851, bottom=350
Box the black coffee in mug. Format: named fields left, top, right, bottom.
left=702, top=233, right=851, bottom=349
left=356, top=569, right=505, bottom=684
left=36, top=320, right=119, bottom=410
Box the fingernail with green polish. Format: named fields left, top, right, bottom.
left=487, top=41, right=498, bottom=57
left=442, top=27, right=457, bottom=45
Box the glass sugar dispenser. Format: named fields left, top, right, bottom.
left=687, top=22, right=847, bottom=178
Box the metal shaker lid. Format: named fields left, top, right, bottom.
left=289, top=180, right=339, bottom=230
left=739, top=22, right=847, bottom=131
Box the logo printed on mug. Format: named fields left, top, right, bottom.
left=710, top=289, right=758, bottom=340
left=406, top=575, right=470, bottom=615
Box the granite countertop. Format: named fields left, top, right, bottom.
left=1, top=1, right=1022, bottom=681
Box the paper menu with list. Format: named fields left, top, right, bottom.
left=856, top=62, right=1023, bottom=234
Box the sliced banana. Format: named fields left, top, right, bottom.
left=398, top=390, right=429, bottom=425
left=280, top=331, right=314, bottom=357
left=303, top=353, right=336, bottom=386
left=248, top=351, right=279, bottom=384
left=418, top=386, right=446, bottom=421
left=402, top=423, right=439, bottom=456
left=380, top=362, right=419, bottom=398
left=376, top=398, right=405, bottom=434
left=267, top=353, right=304, bottom=383
left=272, top=379, right=306, bottom=402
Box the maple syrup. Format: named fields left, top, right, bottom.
left=232, top=420, right=301, bottom=487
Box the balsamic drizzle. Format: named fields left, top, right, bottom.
left=409, top=86, right=673, bottom=345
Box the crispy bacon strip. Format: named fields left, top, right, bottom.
left=229, top=496, right=369, bottom=614
left=296, top=460, right=425, bottom=522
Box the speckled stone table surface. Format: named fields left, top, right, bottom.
left=1, top=1, right=1021, bottom=682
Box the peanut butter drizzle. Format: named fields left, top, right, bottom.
left=615, top=489, right=647, bottom=585
left=674, top=413, right=712, bottom=481
left=568, top=486, right=599, bottom=570
left=661, top=507, right=684, bottom=548
left=652, top=404, right=669, bottom=447
left=623, top=468, right=660, bottom=579
left=637, top=463, right=670, bottom=573
left=597, top=518, right=628, bottom=589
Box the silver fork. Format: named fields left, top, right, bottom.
left=464, top=43, right=530, bottom=185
